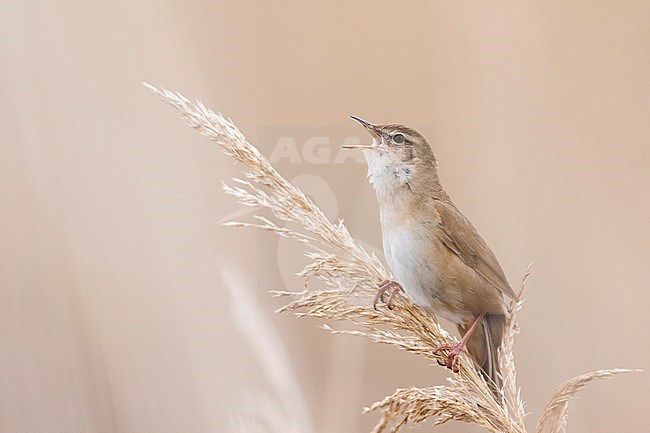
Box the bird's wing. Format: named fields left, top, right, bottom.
left=434, top=201, right=516, bottom=298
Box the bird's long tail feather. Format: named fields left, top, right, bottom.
left=460, top=313, right=505, bottom=397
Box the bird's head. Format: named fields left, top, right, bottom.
left=344, top=116, right=440, bottom=195
left=344, top=116, right=435, bottom=168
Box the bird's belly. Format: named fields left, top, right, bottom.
left=383, top=227, right=468, bottom=324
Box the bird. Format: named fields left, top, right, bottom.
left=344, top=116, right=516, bottom=392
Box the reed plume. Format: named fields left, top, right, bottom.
left=145, top=83, right=637, bottom=433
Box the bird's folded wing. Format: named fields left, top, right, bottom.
left=434, top=201, right=516, bottom=299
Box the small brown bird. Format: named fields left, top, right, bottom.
left=345, top=116, right=515, bottom=390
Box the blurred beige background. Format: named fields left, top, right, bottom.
left=1, top=1, right=649, bottom=432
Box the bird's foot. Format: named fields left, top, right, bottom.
left=373, top=279, right=403, bottom=310
left=433, top=342, right=465, bottom=373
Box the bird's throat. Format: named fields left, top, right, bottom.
left=364, top=150, right=448, bottom=223
left=364, top=151, right=415, bottom=199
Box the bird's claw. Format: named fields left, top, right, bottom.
left=434, top=343, right=463, bottom=373
left=373, top=279, right=403, bottom=310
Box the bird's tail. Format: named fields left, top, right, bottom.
left=458, top=313, right=505, bottom=397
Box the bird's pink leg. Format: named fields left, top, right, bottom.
left=434, top=313, right=485, bottom=372
left=374, top=279, right=404, bottom=310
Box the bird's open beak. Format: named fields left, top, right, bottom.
left=343, top=115, right=381, bottom=150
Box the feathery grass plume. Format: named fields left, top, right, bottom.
left=145, top=83, right=638, bottom=433
left=534, top=369, right=637, bottom=433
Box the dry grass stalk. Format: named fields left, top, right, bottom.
left=534, top=369, right=637, bottom=433
left=222, top=267, right=314, bottom=433
left=145, top=83, right=637, bottom=433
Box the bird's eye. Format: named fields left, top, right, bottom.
left=393, top=133, right=405, bottom=144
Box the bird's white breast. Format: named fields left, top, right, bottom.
left=382, top=226, right=438, bottom=309
left=383, top=225, right=468, bottom=323
left=365, top=151, right=440, bottom=309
